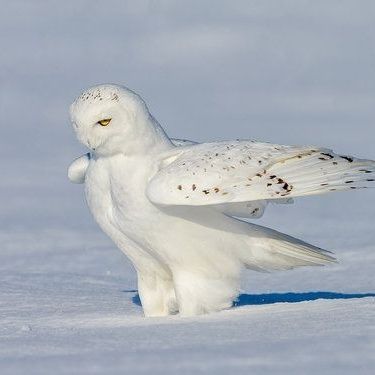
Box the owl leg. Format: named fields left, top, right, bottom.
left=172, top=269, right=239, bottom=316
left=137, top=271, right=178, bottom=317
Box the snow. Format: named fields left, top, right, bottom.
left=1, top=219, right=374, bottom=375
left=1, top=1, right=374, bottom=374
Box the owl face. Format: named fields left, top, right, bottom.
left=70, top=84, right=149, bottom=156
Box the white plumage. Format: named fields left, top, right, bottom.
left=68, top=84, right=375, bottom=317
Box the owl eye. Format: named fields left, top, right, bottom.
left=97, top=118, right=112, bottom=126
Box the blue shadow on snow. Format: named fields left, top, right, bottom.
left=235, top=291, right=375, bottom=306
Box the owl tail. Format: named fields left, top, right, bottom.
left=240, top=223, right=336, bottom=272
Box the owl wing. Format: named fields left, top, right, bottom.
left=147, top=140, right=375, bottom=206
left=68, top=153, right=91, bottom=184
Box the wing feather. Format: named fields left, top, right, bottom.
left=147, top=140, right=375, bottom=206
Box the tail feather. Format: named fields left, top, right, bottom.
left=241, top=224, right=336, bottom=272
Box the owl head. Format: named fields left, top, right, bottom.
left=70, top=84, right=170, bottom=156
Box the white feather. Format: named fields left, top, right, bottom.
left=67, top=153, right=90, bottom=184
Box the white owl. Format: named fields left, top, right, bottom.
left=68, top=84, right=375, bottom=317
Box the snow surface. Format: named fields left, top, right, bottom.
left=1, top=1, right=374, bottom=374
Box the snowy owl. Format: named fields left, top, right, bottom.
left=68, top=84, right=375, bottom=317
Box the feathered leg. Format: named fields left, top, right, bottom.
left=137, top=270, right=178, bottom=317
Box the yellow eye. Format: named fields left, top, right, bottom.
left=97, top=118, right=111, bottom=126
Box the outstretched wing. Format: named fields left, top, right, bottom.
left=147, top=140, right=375, bottom=206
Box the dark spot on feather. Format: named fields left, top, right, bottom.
left=177, top=185, right=182, bottom=190
left=267, top=183, right=272, bottom=187
left=366, top=179, right=375, bottom=181
left=341, top=155, right=354, bottom=163
left=345, top=180, right=354, bottom=184
left=222, top=192, right=228, bottom=195
left=202, top=189, right=210, bottom=195
left=270, top=175, right=276, bottom=179
left=214, top=187, right=220, bottom=193
left=192, top=184, right=196, bottom=191
left=333, top=161, right=338, bottom=165
left=321, top=152, right=334, bottom=159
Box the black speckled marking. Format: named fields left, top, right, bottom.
left=340, top=155, right=354, bottom=163
left=321, top=152, right=334, bottom=159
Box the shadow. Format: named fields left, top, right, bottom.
left=235, top=291, right=375, bottom=306
left=121, top=290, right=142, bottom=306
left=132, top=293, right=141, bottom=306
